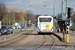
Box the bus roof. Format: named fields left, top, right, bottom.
left=38, top=16, right=53, bottom=18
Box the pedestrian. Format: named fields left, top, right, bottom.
left=64, top=23, right=66, bottom=33
left=59, top=24, right=61, bottom=32
left=60, top=24, right=64, bottom=32
left=0, top=33, right=1, bottom=35
left=61, top=24, right=64, bottom=32
left=56, top=24, right=59, bottom=32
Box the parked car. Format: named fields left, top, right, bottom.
left=15, top=25, right=21, bottom=29
left=7, top=25, right=13, bottom=34
left=21, top=26, right=26, bottom=29
left=1, top=25, right=13, bottom=35
left=12, top=26, right=15, bottom=29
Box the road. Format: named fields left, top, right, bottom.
left=0, top=28, right=75, bottom=50
left=0, top=28, right=32, bottom=38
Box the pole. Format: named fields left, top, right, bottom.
left=74, top=6, right=75, bottom=27
left=66, top=7, right=69, bottom=43
left=53, top=3, right=55, bottom=32
left=66, top=0, right=67, bottom=17
left=10, top=14, right=11, bottom=25
left=66, top=0, right=69, bottom=43
left=7, top=14, right=8, bottom=25
left=74, top=13, right=75, bottom=28
left=3, top=16, right=5, bottom=25
left=9, top=12, right=10, bottom=25
left=14, top=12, right=15, bottom=25
left=66, top=18, right=69, bottom=43
left=62, top=0, right=63, bottom=19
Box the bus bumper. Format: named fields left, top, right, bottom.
left=38, top=31, right=54, bottom=35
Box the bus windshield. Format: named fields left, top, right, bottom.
left=39, top=18, right=51, bottom=22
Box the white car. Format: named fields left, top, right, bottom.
left=15, top=25, right=21, bottom=29
left=12, top=26, right=15, bottom=29
left=17, top=25, right=21, bottom=29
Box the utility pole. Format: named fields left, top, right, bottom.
left=7, top=14, right=8, bottom=25
left=74, top=12, right=75, bottom=28
left=66, top=0, right=67, bottom=17
left=3, top=16, right=5, bottom=25
left=14, top=12, right=16, bottom=25
left=62, top=0, right=63, bottom=20
left=9, top=12, right=10, bottom=25
left=53, top=3, right=55, bottom=32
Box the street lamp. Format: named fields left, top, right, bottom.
left=8, top=10, right=11, bottom=25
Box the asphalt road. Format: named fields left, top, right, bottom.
left=0, top=29, right=53, bottom=49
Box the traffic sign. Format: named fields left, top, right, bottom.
left=73, top=5, right=75, bottom=12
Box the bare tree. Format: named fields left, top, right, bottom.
left=26, top=10, right=36, bottom=24
left=0, top=2, right=7, bottom=20
left=7, top=6, right=27, bottom=26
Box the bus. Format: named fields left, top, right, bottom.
left=37, top=16, right=53, bottom=34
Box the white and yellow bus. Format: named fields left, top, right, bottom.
left=37, top=16, right=53, bottom=34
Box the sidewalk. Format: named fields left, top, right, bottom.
left=52, top=32, right=75, bottom=48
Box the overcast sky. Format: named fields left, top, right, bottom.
left=0, top=0, right=75, bottom=16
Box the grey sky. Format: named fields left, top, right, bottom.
left=0, top=0, right=75, bottom=16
